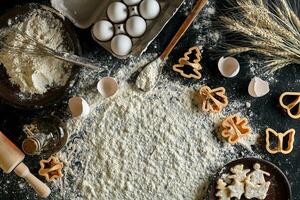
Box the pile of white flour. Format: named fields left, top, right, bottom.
left=53, top=54, right=258, bottom=200
left=0, top=9, right=71, bottom=95
left=50, top=1, right=258, bottom=199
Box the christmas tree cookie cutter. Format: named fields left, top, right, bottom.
left=279, top=92, right=300, bottom=119
left=265, top=128, right=295, bottom=154
left=197, top=86, right=228, bottom=113
left=39, top=155, right=64, bottom=182
left=220, top=114, right=251, bottom=144
left=172, top=46, right=202, bottom=79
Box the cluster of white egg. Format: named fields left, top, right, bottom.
left=92, top=0, right=161, bottom=56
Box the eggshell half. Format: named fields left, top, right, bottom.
left=97, top=77, right=119, bottom=98
left=68, top=97, right=90, bottom=118
left=248, top=77, right=270, bottom=97
left=218, top=57, right=240, bottom=78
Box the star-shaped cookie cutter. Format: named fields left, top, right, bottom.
left=172, top=46, right=202, bottom=79
left=197, top=86, right=228, bottom=113
left=265, top=128, right=295, bottom=154
left=39, top=155, right=64, bottom=182
left=220, top=114, right=251, bottom=144
left=279, top=92, right=300, bottom=119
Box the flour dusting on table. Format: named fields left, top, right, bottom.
left=52, top=52, right=257, bottom=199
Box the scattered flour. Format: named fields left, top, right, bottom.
left=0, top=9, right=71, bottom=95
left=135, top=58, right=164, bottom=91
left=53, top=54, right=258, bottom=200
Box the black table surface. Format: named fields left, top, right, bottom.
left=0, top=1, right=299, bottom=200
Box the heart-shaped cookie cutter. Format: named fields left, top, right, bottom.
left=279, top=92, right=300, bottom=119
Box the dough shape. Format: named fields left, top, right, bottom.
left=216, top=163, right=271, bottom=200
left=245, top=163, right=271, bottom=199
left=215, top=179, right=231, bottom=200
left=227, top=179, right=244, bottom=199
left=228, top=164, right=250, bottom=182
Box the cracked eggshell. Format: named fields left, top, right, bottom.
left=97, top=77, right=119, bottom=98
left=123, top=0, right=141, bottom=6
left=107, top=2, right=128, bottom=23
left=92, top=20, right=114, bottom=42
left=139, top=0, right=160, bottom=20
left=248, top=77, right=270, bottom=97
left=111, top=34, right=132, bottom=56
left=68, top=97, right=90, bottom=118
left=126, top=16, right=147, bottom=37
left=218, top=57, right=240, bottom=78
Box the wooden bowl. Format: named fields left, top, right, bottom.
left=0, top=3, right=81, bottom=109
left=206, top=158, right=292, bottom=200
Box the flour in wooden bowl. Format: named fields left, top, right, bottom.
left=0, top=9, right=71, bottom=95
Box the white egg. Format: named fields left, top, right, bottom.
left=92, top=20, right=114, bottom=42
left=107, top=2, right=128, bottom=23
left=126, top=16, right=146, bottom=37
left=111, top=34, right=132, bottom=56
left=139, top=0, right=160, bottom=20
left=123, top=0, right=141, bottom=6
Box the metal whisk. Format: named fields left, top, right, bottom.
left=0, top=28, right=108, bottom=72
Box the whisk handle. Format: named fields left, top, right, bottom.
left=52, top=52, right=107, bottom=71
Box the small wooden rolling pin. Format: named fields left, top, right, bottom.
left=0, top=131, right=51, bottom=198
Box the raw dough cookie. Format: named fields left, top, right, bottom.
left=216, top=179, right=231, bottom=200
left=244, top=164, right=270, bottom=199
left=216, top=163, right=271, bottom=200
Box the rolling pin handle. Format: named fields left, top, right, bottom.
left=14, top=162, right=51, bottom=198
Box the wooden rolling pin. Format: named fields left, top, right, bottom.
left=0, top=131, right=51, bottom=198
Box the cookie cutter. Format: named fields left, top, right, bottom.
left=197, top=86, right=228, bottom=113
left=265, top=128, right=295, bottom=154
left=220, top=114, right=251, bottom=144
left=172, top=46, right=202, bottom=79
left=279, top=92, right=300, bottom=119
left=39, top=155, right=64, bottom=182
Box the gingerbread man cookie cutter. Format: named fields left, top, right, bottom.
left=220, top=114, right=251, bottom=144
left=279, top=92, right=300, bottom=119
left=265, top=128, right=295, bottom=154
left=172, top=46, right=202, bottom=79
left=197, top=86, right=228, bottom=113
left=39, top=155, right=64, bottom=182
